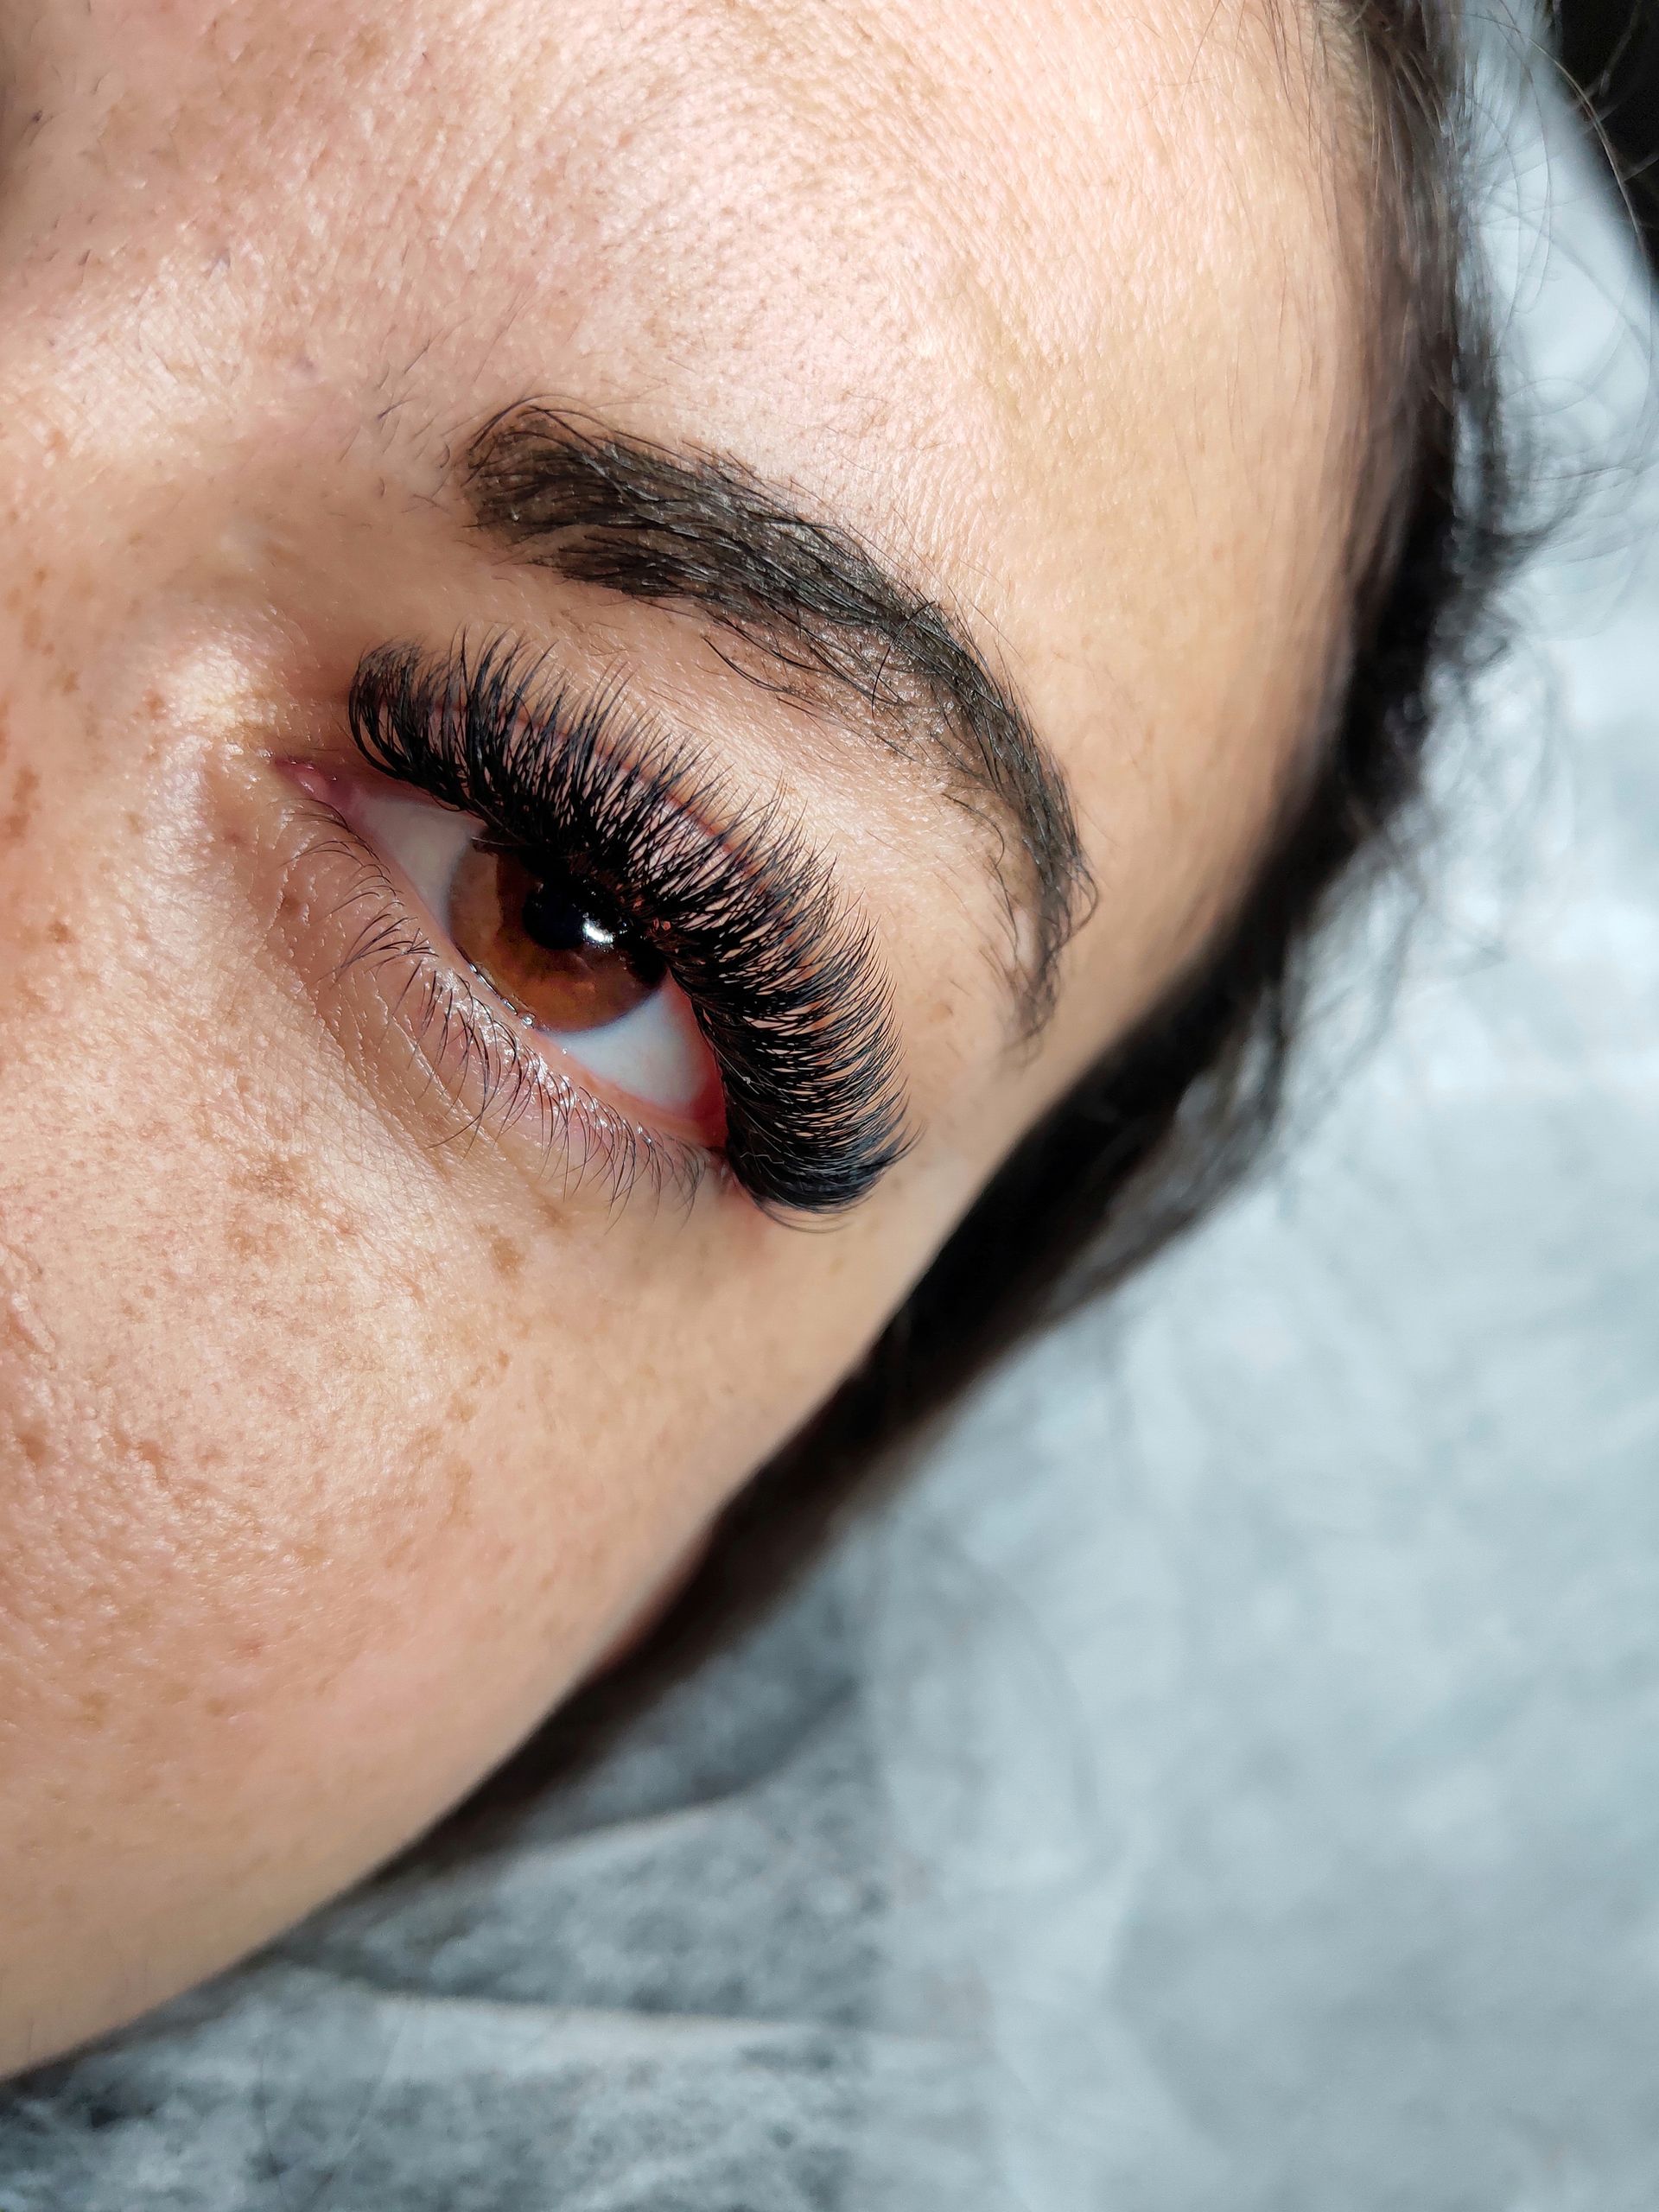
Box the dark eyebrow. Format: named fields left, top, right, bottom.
left=457, top=404, right=1092, bottom=1030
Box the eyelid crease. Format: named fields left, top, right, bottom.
left=344, top=632, right=914, bottom=1216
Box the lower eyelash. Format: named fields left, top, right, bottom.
left=300, top=813, right=710, bottom=1211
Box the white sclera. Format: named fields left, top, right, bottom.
left=343, top=779, right=715, bottom=1122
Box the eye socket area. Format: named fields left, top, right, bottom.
left=296, top=766, right=725, bottom=1145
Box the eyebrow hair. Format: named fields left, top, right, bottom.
left=458, top=404, right=1092, bottom=1030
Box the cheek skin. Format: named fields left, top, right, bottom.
left=0, top=0, right=1347, bottom=2085
left=0, top=552, right=907, bottom=2073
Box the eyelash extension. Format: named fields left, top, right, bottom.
left=345, top=635, right=912, bottom=1215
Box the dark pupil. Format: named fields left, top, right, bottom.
left=520, top=877, right=664, bottom=986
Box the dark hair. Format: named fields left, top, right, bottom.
left=461, top=0, right=1648, bottom=1864
left=673, top=0, right=1527, bottom=1624
left=450, top=6, right=1545, bottom=1786
left=458, top=1, right=1562, bottom=1816
left=887, top=3, right=1516, bottom=1373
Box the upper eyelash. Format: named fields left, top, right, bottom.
left=346, top=634, right=912, bottom=1214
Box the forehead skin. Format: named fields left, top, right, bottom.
left=0, top=0, right=1359, bottom=2069
left=14, top=0, right=1356, bottom=1058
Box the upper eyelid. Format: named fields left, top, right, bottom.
left=351, top=640, right=757, bottom=913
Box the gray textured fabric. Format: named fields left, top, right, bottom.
left=3, top=65, right=1656, bottom=2212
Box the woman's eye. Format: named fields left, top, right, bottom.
left=321, top=775, right=724, bottom=1138
left=450, top=844, right=664, bottom=1032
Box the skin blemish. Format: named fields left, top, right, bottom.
left=226, top=1214, right=282, bottom=1264
left=74, top=1690, right=111, bottom=1733
left=2, top=766, right=39, bottom=847
left=440, top=1456, right=474, bottom=1527
left=486, top=1229, right=525, bottom=1281
left=231, top=1150, right=309, bottom=1202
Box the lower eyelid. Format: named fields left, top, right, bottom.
left=289, top=762, right=723, bottom=1144
left=269, top=765, right=711, bottom=1209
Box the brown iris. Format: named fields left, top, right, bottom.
left=449, top=845, right=665, bottom=1033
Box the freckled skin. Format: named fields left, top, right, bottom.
left=487, top=1229, right=527, bottom=1282
left=0, top=0, right=1361, bottom=2070
left=1, top=764, right=36, bottom=845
